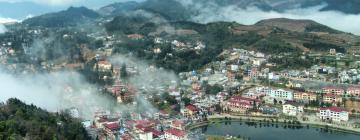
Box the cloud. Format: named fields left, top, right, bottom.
left=0, top=0, right=144, bottom=7
left=0, top=16, right=18, bottom=33
left=181, top=1, right=360, bottom=35
left=0, top=24, right=6, bottom=34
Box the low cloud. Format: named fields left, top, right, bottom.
left=0, top=24, right=6, bottom=34
left=0, top=70, right=116, bottom=119
left=0, top=16, right=18, bottom=33
left=182, top=1, right=360, bottom=35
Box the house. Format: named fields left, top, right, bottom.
left=96, top=60, right=112, bottom=72
left=282, top=101, right=304, bottom=116
left=319, top=107, right=349, bottom=122
left=322, top=87, right=345, bottom=96
left=269, top=89, right=294, bottom=101
left=164, top=128, right=188, bottom=140
left=181, top=104, right=199, bottom=118
left=294, top=92, right=317, bottom=102
left=127, top=34, right=144, bottom=40
left=103, top=122, right=120, bottom=136
left=323, top=94, right=342, bottom=104
left=346, top=88, right=360, bottom=96
left=171, top=120, right=185, bottom=130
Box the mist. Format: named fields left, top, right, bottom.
left=179, top=1, right=360, bottom=35
left=110, top=54, right=179, bottom=94
left=0, top=69, right=115, bottom=119
left=0, top=24, right=6, bottom=34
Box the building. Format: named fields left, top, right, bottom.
left=323, top=94, right=342, bottom=104
left=103, top=122, right=120, bottom=137
left=269, top=89, right=294, bottom=101
left=171, top=120, right=185, bottom=130
left=282, top=101, right=304, bottom=116
left=96, top=60, right=112, bottom=72
left=322, top=87, right=345, bottom=96
left=294, top=92, right=317, bottom=102
left=181, top=104, right=199, bottom=118
left=319, top=107, right=349, bottom=122
left=346, top=88, right=360, bottom=96
left=164, top=128, right=188, bottom=140
left=226, top=96, right=260, bottom=113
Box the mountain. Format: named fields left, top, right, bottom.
left=23, top=7, right=100, bottom=28
left=255, top=18, right=340, bottom=33
left=176, top=0, right=360, bottom=14
left=98, top=1, right=140, bottom=16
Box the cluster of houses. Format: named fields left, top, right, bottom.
left=84, top=110, right=189, bottom=140
left=220, top=85, right=357, bottom=123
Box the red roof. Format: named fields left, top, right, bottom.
left=98, top=60, right=111, bottom=65
left=231, top=96, right=260, bottom=102
left=172, top=120, right=184, bottom=127
left=229, top=100, right=251, bottom=106
left=104, top=122, right=120, bottom=131
left=320, top=107, right=346, bottom=112
left=186, top=105, right=199, bottom=112
left=121, top=133, right=134, bottom=140
left=323, top=94, right=338, bottom=97
left=165, top=128, right=187, bottom=137
left=143, top=127, right=163, bottom=138
left=347, top=87, right=360, bottom=91
left=322, top=87, right=344, bottom=90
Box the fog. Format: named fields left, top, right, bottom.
left=0, top=24, right=6, bottom=34
left=0, top=70, right=115, bottom=119
left=178, top=0, right=360, bottom=35
left=110, top=55, right=179, bottom=93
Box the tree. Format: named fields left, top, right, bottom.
left=182, top=97, right=191, bottom=106
left=352, top=109, right=356, bottom=114
left=120, top=64, right=128, bottom=79
left=273, top=99, right=278, bottom=105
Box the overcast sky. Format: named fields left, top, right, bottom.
left=0, top=0, right=141, bottom=7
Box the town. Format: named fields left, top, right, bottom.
left=1, top=1, right=360, bottom=139
left=1, top=23, right=360, bottom=140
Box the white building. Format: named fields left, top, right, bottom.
left=282, top=102, right=304, bottom=116
left=319, top=107, right=349, bottom=122
left=269, top=89, right=294, bottom=101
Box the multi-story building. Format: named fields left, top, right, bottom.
left=323, top=94, right=342, bottom=104
left=269, top=89, right=294, bottom=101
left=226, top=96, right=260, bottom=113
left=181, top=104, right=199, bottom=118
left=294, top=92, right=317, bottom=102
left=346, top=88, right=360, bottom=96
left=319, top=107, right=349, bottom=122
left=322, top=87, right=345, bottom=96
left=282, top=101, right=304, bottom=116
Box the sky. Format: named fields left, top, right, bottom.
left=0, top=0, right=136, bottom=7
left=0, top=0, right=143, bottom=20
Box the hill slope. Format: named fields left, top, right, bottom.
left=23, top=7, right=100, bottom=28
left=0, top=98, right=89, bottom=140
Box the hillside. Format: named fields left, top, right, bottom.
left=255, top=18, right=341, bottom=33
left=0, top=98, right=89, bottom=140
left=98, top=1, right=140, bottom=16
left=23, top=7, right=100, bottom=28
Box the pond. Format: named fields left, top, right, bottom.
left=191, top=121, right=360, bottom=140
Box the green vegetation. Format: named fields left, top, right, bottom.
left=303, top=41, right=346, bottom=53
left=0, top=98, right=89, bottom=140
left=23, top=7, right=99, bottom=28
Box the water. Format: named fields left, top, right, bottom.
left=192, top=121, right=360, bottom=140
